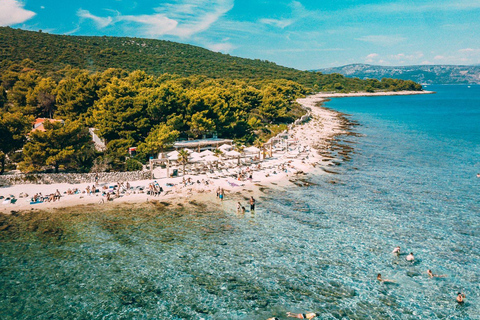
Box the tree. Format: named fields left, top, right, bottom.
left=188, top=110, right=215, bottom=138
left=21, top=120, right=94, bottom=173
left=177, top=149, right=189, bottom=176
left=0, top=112, right=33, bottom=173
left=0, top=86, right=7, bottom=111
left=26, top=77, right=57, bottom=118
left=7, top=70, right=39, bottom=114
left=90, top=79, right=150, bottom=143
left=55, top=72, right=98, bottom=121
left=138, top=124, right=179, bottom=158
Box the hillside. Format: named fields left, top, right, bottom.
left=0, top=27, right=421, bottom=92
left=318, top=64, right=480, bottom=85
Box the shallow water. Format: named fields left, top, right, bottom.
left=1, top=85, right=479, bottom=319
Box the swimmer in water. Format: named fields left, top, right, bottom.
left=456, top=292, right=466, bottom=304
left=377, top=273, right=396, bottom=283
left=392, top=246, right=401, bottom=255
left=427, top=269, right=447, bottom=278
left=266, top=318, right=280, bottom=320
left=286, top=312, right=319, bottom=319
left=406, top=252, right=414, bottom=262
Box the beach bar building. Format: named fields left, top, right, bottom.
left=149, top=137, right=234, bottom=179
left=172, top=137, right=234, bottom=151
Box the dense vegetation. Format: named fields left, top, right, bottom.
left=0, top=27, right=423, bottom=174
left=0, top=62, right=307, bottom=173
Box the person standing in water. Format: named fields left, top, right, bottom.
left=250, top=196, right=256, bottom=211
left=406, top=252, right=415, bottom=262
left=392, top=246, right=401, bottom=255
left=456, top=292, right=466, bottom=304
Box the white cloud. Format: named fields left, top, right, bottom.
left=365, top=52, right=425, bottom=65
left=352, top=0, right=480, bottom=16
left=207, top=42, right=235, bottom=53
left=77, top=9, right=113, bottom=28
left=259, top=18, right=294, bottom=29
left=0, top=0, right=36, bottom=26
left=390, top=52, right=424, bottom=62
left=356, top=35, right=407, bottom=46
left=118, top=14, right=178, bottom=36
left=77, top=0, right=233, bottom=38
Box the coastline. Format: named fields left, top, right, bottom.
left=0, top=90, right=430, bottom=214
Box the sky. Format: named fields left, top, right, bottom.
left=1, top=0, right=480, bottom=70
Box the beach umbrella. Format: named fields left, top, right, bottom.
left=244, top=146, right=260, bottom=153
left=183, top=148, right=193, bottom=154
left=219, top=144, right=233, bottom=151
left=190, top=151, right=202, bottom=158
left=226, top=150, right=241, bottom=157
left=203, top=155, right=220, bottom=162
left=167, top=150, right=179, bottom=157
left=189, top=155, right=203, bottom=162
left=168, top=154, right=179, bottom=161
left=200, top=150, right=215, bottom=157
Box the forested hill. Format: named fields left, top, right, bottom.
left=0, top=27, right=421, bottom=92
left=0, top=26, right=315, bottom=82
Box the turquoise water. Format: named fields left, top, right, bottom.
left=1, top=85, right=479, bottom=319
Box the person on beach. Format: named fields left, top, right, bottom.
left=219, top=188, right=224, bottom=201
left=216, top=187, right=220, bottom=198
left=286, top=312, right=319, bottom=319
left=392, top=246, right=401, bottom=255
left=377, top=273, right=396, bottom=283
left=427, top=270, right=447, bottom=278
left=456, top=292, right=466, bottom=304
left=406, top=252, right=414, bottom=262
left=250, top=196, right=256, bottom=211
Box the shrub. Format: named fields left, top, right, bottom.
left=125, top=158, right=143, bottom=172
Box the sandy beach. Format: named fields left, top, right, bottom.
left=0, top=90, right=431, bottom=213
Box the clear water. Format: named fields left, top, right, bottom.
left=1, top=85, right=479, bottom=319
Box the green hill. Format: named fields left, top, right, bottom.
left=0, top=27, right=421, bottom=92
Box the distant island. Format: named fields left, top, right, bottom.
left=317, top=64, right=480, bottom=85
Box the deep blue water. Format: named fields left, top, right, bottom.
left=1, top=85, right=479, bottom=319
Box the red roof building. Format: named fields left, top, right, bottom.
left=32, top=118, right=64, bottom=132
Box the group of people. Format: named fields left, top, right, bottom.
left=216, top=187, right=225, bottom=200
left=380, top=246, right=466, bottom=304
left=147, top=181, right=164, bottom=196
left=31, top=189, right=61, bottom=203
left=235, top=196, right=256, bottom=213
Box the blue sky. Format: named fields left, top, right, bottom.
left=2, top=0, right=480, bottom=70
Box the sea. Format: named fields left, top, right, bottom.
left=1, top=85, right=479, bottom=319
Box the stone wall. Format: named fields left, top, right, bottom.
left=0, top=171, right=151, bottom=186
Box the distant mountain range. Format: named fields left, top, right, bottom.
left=318, top=64, right=480, bottom=85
